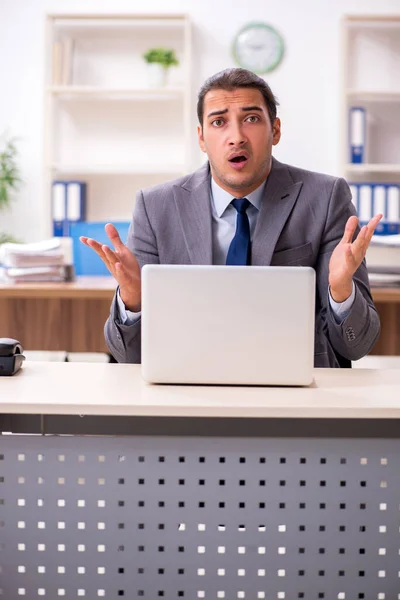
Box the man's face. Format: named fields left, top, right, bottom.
left=198, top=88, right=281, bottom=197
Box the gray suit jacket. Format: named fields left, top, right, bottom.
left=105, top=158, right=380, bottom=367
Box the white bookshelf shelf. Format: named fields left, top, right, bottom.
left=53, top=15, right=187, bottom=28
left=342, top=15, right=400, bottom=183
left=346, top=18, right=400, bottom=29
left=44, top=12, right=193, bottom=237
left=47, top=86, right=185, bottom=100
left=346, top=90, right=400, bottom=103
left=345, top=164, right=400, bottom=174
left=50, top=164, right=187, bottom=175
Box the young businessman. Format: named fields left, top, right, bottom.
left=80, top=68, right=382, bottom=367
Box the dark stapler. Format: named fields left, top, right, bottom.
left=0, top=338, right=26, bottom=375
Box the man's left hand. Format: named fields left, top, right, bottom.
left=329, top=213, right=382, bottom=302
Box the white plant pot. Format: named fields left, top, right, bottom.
left=147, top=63, right=167, bottom=88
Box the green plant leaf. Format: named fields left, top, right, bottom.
left=0, top=135, right=22, bottom=211
left=143, top=47, right=179, bottom=67
left=0, top=231, right=21, bottom=244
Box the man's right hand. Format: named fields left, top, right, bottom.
left=80, top=223, right=142, bottom=312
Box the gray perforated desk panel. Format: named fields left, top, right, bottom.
left=1, top=363, right=400, bottom=599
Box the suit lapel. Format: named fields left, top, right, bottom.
left=172, top=158, right=303, bottom=266
left=252, top=158, right=303, bottom=266
left=173, top=163, right=213, bottom=265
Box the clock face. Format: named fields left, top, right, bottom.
left=233, top=22, right=284, bottom=74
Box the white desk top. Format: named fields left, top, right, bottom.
left=0, top=362, right=400, bottom=418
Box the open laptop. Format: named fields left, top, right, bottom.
left=141, top=265, right=316, bottom=386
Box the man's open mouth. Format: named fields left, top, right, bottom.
left=229, top=155, right=247, bottom=163
left=228, top=154, right=249, bottom=170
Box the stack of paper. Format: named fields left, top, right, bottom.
left=367, top=235, right=400, bottom=286
left=0, top=238, right=74, bottom=282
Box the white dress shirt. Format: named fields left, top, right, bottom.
left=117, top=177, right=355, bottom=324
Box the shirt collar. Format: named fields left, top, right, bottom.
left=211, top=176, right=267, bottom=218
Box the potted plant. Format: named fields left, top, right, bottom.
left=0, top=134, right=22, bottom=244
left=143, top=47, right=179, bottom=88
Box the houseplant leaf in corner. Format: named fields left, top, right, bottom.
left=0, top=232, right=21, bottom=244
left=0, top=133, right=23, bottom=244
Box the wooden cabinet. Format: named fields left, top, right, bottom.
left=0, top=279, right=399, bottom=357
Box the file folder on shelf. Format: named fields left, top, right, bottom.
left=387, top=186, right=400, bottom=234
left=349, top=182, right=400, bottom=235
left=52, top=180, right=87, bottom=236
left=349, top=107, right=366, bottom=164
left=52, top=181, right=67, bottom=237
left=373, top=185, right=386, bottom=220
left=66, top=182, right=86, bottom=223
left=358, top=183, right=372, bottom=223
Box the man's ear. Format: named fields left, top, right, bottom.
left=272, top=118, right=281, bottom=146
left=197, top=125, right=206, bottom=153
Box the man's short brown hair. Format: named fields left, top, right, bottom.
left=197, top=68, right=279, bottom=127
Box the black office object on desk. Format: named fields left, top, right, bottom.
left=0, top=338, right=25, bottom=375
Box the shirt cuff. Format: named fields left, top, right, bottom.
left=328, top=281, right=356, bottom=323
left=116, top=288, right=141, bottom=325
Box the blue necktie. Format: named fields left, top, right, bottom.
left=226, top=198, right=251, bottom=265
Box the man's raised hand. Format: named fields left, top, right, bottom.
left=80, top=223, right=142, bottom=311
left=329, top=213, right=382, bottom=302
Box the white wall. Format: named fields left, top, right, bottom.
left=1, top=0, right=399, bottom=242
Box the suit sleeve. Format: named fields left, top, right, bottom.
left=315, top=177, right=380, bottom=361
left=104, top=189, right=159, bottom=363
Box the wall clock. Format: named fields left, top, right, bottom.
left=232, top=22, right=284, bottom=74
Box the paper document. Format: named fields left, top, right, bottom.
left=3, top=265, right=74, bottom=283
left=0, top=237, right=72, bottom=268
left=0, top=238, right=61, bottom=254
left=370, top=234, right=400, bottom=247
